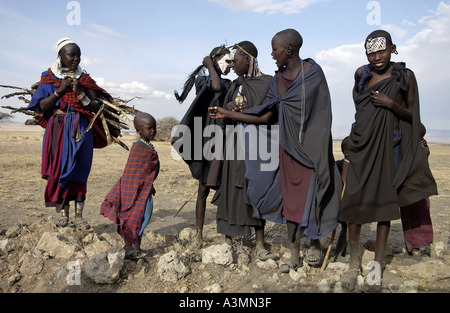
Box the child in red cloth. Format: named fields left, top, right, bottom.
left=101, top=112, right=159, bottom=259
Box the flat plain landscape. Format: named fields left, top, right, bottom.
left=0, top=124, right=449, bottom=293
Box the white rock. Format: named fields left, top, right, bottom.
left=202, top=243, right=233, bottom=266
left=35, top=232, right=80, bottom=259
left=179, top=228, right=195, bottom=241
left=326, top=261, right=349, bottom=272
left=333, top=282, right=344, bottom=293
left=19, top=252, right=44, bottom=275
left=83, top=246, right=125, bottom=284
left=256, top=258, right=277, bottom=270
left=289, top=268, right=307, bottom=282
left=434, top=242, right=445, bottom=257
left=84, top=240, right=112, bottom=259
left=157, top=250, right=190, bottom=282
left=204, top=283, right=223, bottom=293
left=0, top=239, right=15, bottom=253
left=317, top=279, right=330, bottom=293
left=399, top=280, right=419, bottom=293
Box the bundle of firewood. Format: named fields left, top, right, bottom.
left=1, top=84, right=140, bottom=150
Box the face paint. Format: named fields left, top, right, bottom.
left=365, top=36, right=387, bottom=54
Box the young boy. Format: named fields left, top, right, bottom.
left=101, top=112, right=159, bottom=259
left=339, top=30, right=437, bottom=291
left=210, top=29, right=341, bottom=271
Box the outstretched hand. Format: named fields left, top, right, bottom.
left=208, top=106, right=227, bottom=119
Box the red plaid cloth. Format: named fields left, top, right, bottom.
left=36, top=68, right=112, bottom=148
left=100, top=141, right=159, bottom=244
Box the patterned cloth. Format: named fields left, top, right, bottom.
left=34, top=68, right=112, bottom=148
left=28, top=68, right=112, bottom=209
left=100, top=141, right=159, bottom=244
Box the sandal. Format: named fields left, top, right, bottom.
left=55, top=216, right=69, bottom=227
left=71, top=218, right=93, bottom=232
left=280, top=260, right=301, bottom=273
left=256, top=249, right=277, bottom=261
left=124, top=247, right=146, bottom=260
left=305, top=245, right=322, bottom=266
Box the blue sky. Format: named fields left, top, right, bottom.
left=1, top=0, right=449, bottom=137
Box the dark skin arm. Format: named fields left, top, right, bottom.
left=38, top=77, right=72, bottom=112
left=203, top=56, right=222, bottom=92
left=209, top=106, right=273, bottom=125
left=39, top=76, right=101, bottom=113
left=369, top=71, right=414, bottom=122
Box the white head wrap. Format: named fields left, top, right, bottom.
left=51, top=37, right=84, bottom=79
left=56, top=37, right=75, bottom=55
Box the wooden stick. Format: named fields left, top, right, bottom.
left=82, top=103, right=105, bottom=136
left=112, top=136, right=129, bottom=151
left=320, top=229, right=336, bottom=272
left=102, top=99, right=134, bottom=125
left=103, top=106, right=135, bottom=130
left=100, top=111, right=112, bottom=145
left=173, top=190, right=198, bottom=218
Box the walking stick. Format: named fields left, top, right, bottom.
left=320, top=229, right=336, bottom=272
left=173, top=190, right=198, bottom=218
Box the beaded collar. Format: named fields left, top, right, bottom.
left=138, top=138, right=155, bottom=150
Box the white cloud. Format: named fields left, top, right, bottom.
left=315, top=1, right=450, bottom=134
left=89, top=23, right=123, bottom=37
left=81, top=57, right=105, bottom=67
left=380, top=24, right=408, bottom=40
left=84, top=23, right=123, bottom=40
left=208, top=0, right=327, bottom=14
left=93, top=77, right=173, bottom=100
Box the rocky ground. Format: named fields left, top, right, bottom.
left=0, top=126, right=449, bottom=295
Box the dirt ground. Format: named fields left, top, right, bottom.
left=0, top=124, right=449, bottom=294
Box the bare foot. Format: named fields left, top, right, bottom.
left=341, top=267, right=360, bottom=291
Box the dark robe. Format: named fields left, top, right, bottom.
left=244, top=59, right=341, bottom=239
left=171, top=75, right=231, bottom=188
left=214, top=74, right=273, bottom=236
left=339, top=62, right=438, bottom=224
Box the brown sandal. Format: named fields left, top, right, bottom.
left=72, top=218, right=93, bottom=232
left=55, top=216, right=69, bottom=227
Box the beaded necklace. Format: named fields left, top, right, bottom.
left=139, top=138, right=155, bottom=150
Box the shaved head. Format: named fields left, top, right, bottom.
left=274, top=29, right=303, bottom=52
left=134, top=111, right=156, bottom=131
